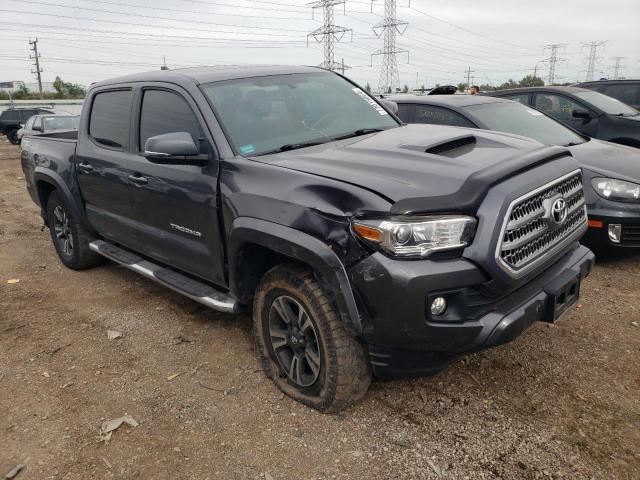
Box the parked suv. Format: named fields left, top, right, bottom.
left=0, top=107, right=54, bottom=144
left=577, top=79, right=640, bottom=110
left=20, top=66, right=594, bottom=412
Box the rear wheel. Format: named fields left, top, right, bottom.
left=253, top=265, right=371, bottom=412
left=7, top=129, right=19, bottom=145
left=46, top=191, right=103, bottom=270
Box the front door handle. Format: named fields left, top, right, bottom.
left=78, top=162, right=94, bottom=174
left=128, top=174, right=148, bottom=186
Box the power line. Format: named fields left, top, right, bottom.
left=541, top=44, right=568, bottom=85
left=582, top=40, right=607, bottom=81
left=371, top=0, right=409, bottom=93
left=308, top=0, right=352, bottom=73
left=29, top=37, right=43, bottom=98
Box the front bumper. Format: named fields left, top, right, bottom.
left=349, top=244, right=594, bottom=378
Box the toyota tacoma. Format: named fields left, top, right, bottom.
left=20, top=66, right=594, bottom=412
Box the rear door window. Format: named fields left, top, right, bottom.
left=414, top=105, right=475, bottom=127
left=138, top=89, right=204, bottom=151
left=3, top=110, right=19, bottom=121
left=89, top=90, right=132, bottom=149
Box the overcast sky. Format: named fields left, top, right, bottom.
left=1, top=0, right=639, bottom=90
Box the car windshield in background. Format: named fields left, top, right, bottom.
left=201, top=72, right=399, bottom=156
left=573, top=90, right=639, bottom=116
left=464, top=102, right=586, bottom=147
left=43, top=116, right=80, bottom=131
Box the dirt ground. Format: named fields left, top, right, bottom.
left=0, top=139, right=638, bottom=480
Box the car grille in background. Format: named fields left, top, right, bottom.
left=621, top=224, right=640, bottom=245
left=498, top=170, right=587, bottom=274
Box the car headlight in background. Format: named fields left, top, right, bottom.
left=592, top=177, right=640, bottom=202
left=352, top=215, right=477, bottom=258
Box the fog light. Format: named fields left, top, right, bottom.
left=608, top=224, right=622, bottom=243
left=430, top=297, right=447, bottom=316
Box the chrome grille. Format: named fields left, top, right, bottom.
left=497, top=170, right=587, bottom=275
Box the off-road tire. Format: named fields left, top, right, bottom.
left=254, top=264, right=371, bottom=412
left=7, top=129, right=19, bottom=145
left=46, top=191, right=103, bottom=270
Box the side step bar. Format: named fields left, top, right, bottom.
left=89, top=240, right=238, bottom=313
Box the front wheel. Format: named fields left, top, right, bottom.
left=253, top=265, right=371, bottom=412
left=46, top=191, right=103, bottom=270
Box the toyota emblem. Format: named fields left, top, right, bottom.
left=551, top=198, right=568, bottom=225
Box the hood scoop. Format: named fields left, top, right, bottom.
left=425, top=135, right=476, bottom=156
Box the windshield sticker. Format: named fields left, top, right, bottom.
left=352, top=88, right=388, bottom=116
left=239, top=144, right=256, bottom=155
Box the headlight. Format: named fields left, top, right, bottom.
left=351, top=215, right=477, bottom=258
left=592, top=177, right=640, bottom=202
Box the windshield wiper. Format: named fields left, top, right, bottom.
left=332, top=128, right=386, bottom=141
left=255, top=140, right=327, bottom=156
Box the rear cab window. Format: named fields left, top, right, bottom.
left=89, top=89, right=133, bottom=149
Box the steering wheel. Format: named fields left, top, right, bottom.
left=312, top=112, right=343, bottom=129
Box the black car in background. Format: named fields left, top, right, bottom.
left=483, top=86, right=640, bottom=148
left=577, top=79, right=640, bottom=110
left=0, top=107, right=54, bottom=144
left=392, top=94, right=640, bottom=251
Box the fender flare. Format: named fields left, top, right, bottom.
left=228, top=217, right=363, bottom=335
left=33, top=168, right=88, bottom=228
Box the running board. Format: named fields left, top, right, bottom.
left=89, top=240, right=238, bottom=313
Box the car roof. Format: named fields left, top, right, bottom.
left=485, top=85, right=591, bottom=95
left=91, top=65, right=326, bottom=88
left=577, top=79, right=640, bottom=85
left=387, top=94, right=512, bottom=108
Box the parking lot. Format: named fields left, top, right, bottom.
left=0, top=138, right=638, bottom=479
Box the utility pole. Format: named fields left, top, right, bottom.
left=464, top=66, right=474, bottom=89
left=541, top=44, right=567, bottom=85
left=371, top=0, right=409, bottom=94
left=29, top=38, right=43, bottom=99
left=582, top=41, right=607, bottom=81
left=611, top=56, right=626, bottom=80
left=308, top=0, right=352, bottom=72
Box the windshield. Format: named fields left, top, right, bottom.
left=573, top=90, right=638, bottom=116
left=43, top=116, right=80, bottom=131
left=201, top=72, right=399, bottom=156
left=463, top=102, right=586, bottom=146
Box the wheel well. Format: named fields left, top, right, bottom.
left=36, top=181, right=57, bottom=212
left=232, top=243, right=304, bottom=304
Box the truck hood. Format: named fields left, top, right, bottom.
left=252, top=124, right=569, bottom=214
left=570, top=138, right=640, bottom=182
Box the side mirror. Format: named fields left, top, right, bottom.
left=572, top=109, right=591, bottom=120
left=144, top=132, right=207, bottom=166
left=381, top=100, right=399, bottom=115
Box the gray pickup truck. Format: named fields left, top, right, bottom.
left=20, top=66, right=594, bottom=412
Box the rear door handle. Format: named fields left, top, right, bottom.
left=128, top=174, right=148, bottom=186
left=78, top=163, right=94, bottom=174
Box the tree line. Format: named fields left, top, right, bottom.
left=0, top=76, right=86, bottom=100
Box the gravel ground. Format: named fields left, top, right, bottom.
left=1, top=139, right=638, bottom=479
